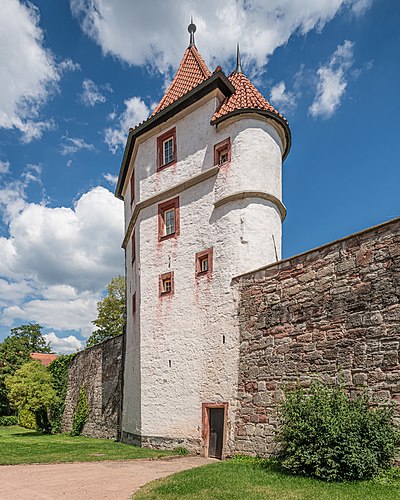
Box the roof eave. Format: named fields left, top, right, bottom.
left=115, top=71, right=235, bottom=200
left=211, top=108, right=292, bottom=162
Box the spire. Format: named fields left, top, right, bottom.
left=188, top=17, right=196, bottom=47
left=233, top=43, right=242, bottom=74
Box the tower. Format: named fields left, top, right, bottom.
left=115, top=23, right=291, bottom=458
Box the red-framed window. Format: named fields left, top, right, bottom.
left=131, top=231, right=136, bottom=263
left=214, top=138, right=231, bottom=166
left=158, top=197, right=179, bottom=241
left=159, top=272, right=174, bottom=297
left=130, top=171, right=135, bottom=205
left=132, top=293, right=136, bottom=316
left=157, top=127, right=177, bottom=171
left=195, top=248, right=213, bottom=277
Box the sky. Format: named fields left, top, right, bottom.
left=0, top=0, right=399, bottom=354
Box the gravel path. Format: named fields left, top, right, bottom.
left=0, top=456, right=214, bottom=499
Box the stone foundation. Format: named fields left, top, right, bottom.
left=121, top=430, right=200, bottom=452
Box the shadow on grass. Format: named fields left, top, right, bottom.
left=10, top=431, right=47, bottom=438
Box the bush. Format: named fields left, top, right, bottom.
left=0, top=415, right=18, bottom=426
left=278, top=381, right=399, bottom=481
left=18, top=409, right=36, bottom=429
left=71, top=385, right=89, bottom=436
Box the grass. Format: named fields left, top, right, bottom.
left=0, top=425, right=175, bottom=465
left=134, top=459, right=400, bottom=500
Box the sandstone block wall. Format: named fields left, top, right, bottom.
left=62, top=335, right=123, bottom=440
left=234, top=217, right=400, bottom=456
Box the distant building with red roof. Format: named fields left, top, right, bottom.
left=30, top=352, right=58, bottom=367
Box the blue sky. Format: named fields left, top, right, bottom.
left=0, top=0, right=399, bottom=353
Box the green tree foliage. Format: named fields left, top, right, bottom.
left=71, top=385, right=89, bottom=436
left=279, top=381, right=399, bottom=481
left=8, top=324, right=52, bottom=354
left=86, top=275, right=126, bottom=348
left=48, top=354, right=76, bottom=433
left=0, top=323, right=51, bottom=416
left=6, top=361, right=58, bottom=433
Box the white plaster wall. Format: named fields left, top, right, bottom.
left=214, top=118, right=283, bottom=203
left=122, top=97, right=285, bottom=451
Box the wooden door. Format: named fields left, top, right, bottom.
left=208, top=407, right=224, bottom=459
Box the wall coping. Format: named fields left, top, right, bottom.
left=233, top=216, right=400, bottom=282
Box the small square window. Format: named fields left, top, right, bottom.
left=157, top=128, right=176, bottom=170
left=214, top=138, right=231, bottom=167
left=159, top=272, right=174, bottom=297
left=195, top=248, right=213, bottom=277
left=158, top=197, right=179, bottom=241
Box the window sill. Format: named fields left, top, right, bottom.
left=159, top=232, right=177, bottom=242
left=157, top=159, right=177, bottom=172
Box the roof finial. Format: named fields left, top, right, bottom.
left=188, top=17, right=196, bottom=47
left=234, top=43, right=243, bottom=74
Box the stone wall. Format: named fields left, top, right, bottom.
left=233, top=217, right=400, bottom=456
left=62, top=335, right=123, bottom=440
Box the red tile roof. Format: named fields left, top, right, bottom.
left=30, top=352, right=58, bottom=367
left=211, top=71, right=287, bottom=124
left=152, top=45, right=212, bottom=116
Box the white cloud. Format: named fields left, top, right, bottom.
left=103, top=173, right=118, bottom=186
left=270, top=81, right=297, bottom=114
left=70, top=0, right=371, bottom=75
left=59, top=58, right=81, bottom=73
left=309, top=40, right=354, bottom=119
left=105, top=96, right=149, bottom=153
left=0, top=171, right=124, bottom=338
left=0, top=161, right=10, bottom=175
left=351, top=0, right=373, bottom=16
left=80, top=79, right=107, bottom=106
left=0, top=0, right=61, bottom=141
left=60, top=136, right=95, bottom=155
left=44, top=332, right=83, bottom=355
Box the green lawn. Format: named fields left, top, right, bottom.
left=134, top=460, right=400, bottom=500
left=0, top=426, right=175, bottom=465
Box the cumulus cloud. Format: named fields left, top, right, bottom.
left=70, top=0, right=371, bottom=75
left=270, top=81, right=297, bottom=114
left=60, top=136, right=95, bottom=155
left=309, top=40, right=354, bottom=119
left=44, top=332, right=83, bottom=355
left=0, top=167, right=124, bottom=338
left=80, top=79, right=107, bottom=107
left=105, top=96, right=149, bottom=153
left=103, top=173, right=118, bottom=186
left=0, top=1, right=75, bottom=141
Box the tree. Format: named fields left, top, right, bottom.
left=6, top=361, right=58, bottom=433
left=0, top=323, right=51, bottom=416
left=86, top=275, right=126, bottom=348
left=9, top=324, right=52, bottom=353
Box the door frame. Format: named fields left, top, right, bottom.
left=202, top=402, right=228, bottom=459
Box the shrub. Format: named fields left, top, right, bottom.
left=0, top=415, right=18, bottom=426
left=278, top=381, right=399, bottom=482
left=6, top=361, right=58, bottom=433
left=71, top=385, right=89, bottom=436
left=18, top=409, right=36, bottom=429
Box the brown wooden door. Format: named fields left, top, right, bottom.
left=208, top=408, right=224, bottom=459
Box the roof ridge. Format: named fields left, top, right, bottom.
left=151, top=45, right=211, bottom=116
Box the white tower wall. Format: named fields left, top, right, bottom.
left=121, top=97, right=286, bottom=454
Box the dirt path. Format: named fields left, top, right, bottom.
left=0, top=456, right=214, bottom=500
